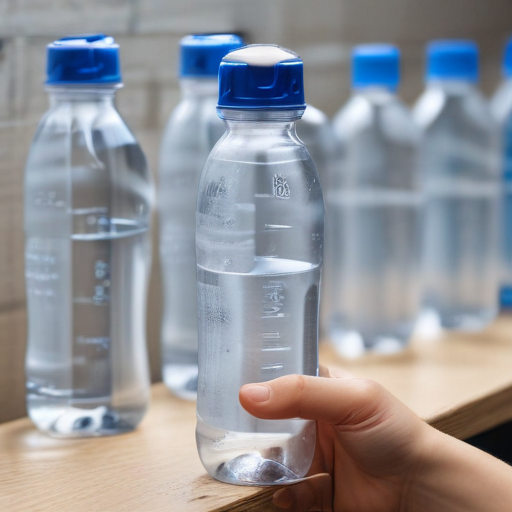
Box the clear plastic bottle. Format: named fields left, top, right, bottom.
left=195, top=45, right=324, bottom=485
left=296, top=103, right=337, bottom=188
left=491, top=37, right=512, bottom=310
left=24, top=35, right=154, bottom=437
left=414, top=41, right=500, bottom=330
left=159, top=34, right=242, bottom=400
left=327, top=45, right=422, bottom=357
left=296, top=104, right=337, bottom=336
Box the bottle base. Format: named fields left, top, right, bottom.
left=329, top=328, right=410, bottom=358
left=420, top=305, right=496, bottom=332
left=163, top=363, right=198, bottom=401
left=27, top=395, right=146, bottom=438
left=438, top=310, right=496, bottom=331
left=214, top=452, right=303, bottom=486
left=196, top=417, right=315, bottom=486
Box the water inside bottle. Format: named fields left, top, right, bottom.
left=196, top=257, right=319, bottom=483
left=26, top=218, right=150, bottom=437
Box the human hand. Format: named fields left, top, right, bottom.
left=239, top=367, right=512, bottom=512
left=240, top=366, right=430, bottom=511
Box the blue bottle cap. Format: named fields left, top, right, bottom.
left=352, top=44, right=400, bottom=90
left=46, top=34, right=121, bottom=85
left=426, top=40, right=479, bottom=82
left=217, top=44, right=305, bottom=110
left=503, top=37, right=512, bottom=77
left=180, top=34, right=244, bottom=78
left=500, top=287, right=512, bottom=309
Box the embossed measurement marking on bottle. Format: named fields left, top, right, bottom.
left=261, top=279, right=290, bottom=374
left=261, top=363, right=284, bottom=372
left=273, top=174, right=290, bottom=198
left=262, top=281, right=285, bottom=318
left=262, top=332, right=291, bottom=352
left=34, top=190, right=65, bottom=208
left=264, top=224, right=293, bottom=230
left=93, top=260, right=110, bottom=305
left=25, top=246, right=60, bottom=298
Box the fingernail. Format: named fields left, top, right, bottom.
left=243, top=384, right=270, bottom=402
left=273, top=488, right=294, bottom=509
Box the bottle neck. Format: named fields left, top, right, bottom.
left=46, top=84, right=119, bottom=106
left=425, top=79, right=476, bottom=95
left=218, top=108, right=304, bottom=124
left=352, top=85, right=396, bottom=98
left=352, top=86, right=397, bottom=103
left=180, top=77, right=218, bottom=98
left=218, top=109, right=304, bottom=137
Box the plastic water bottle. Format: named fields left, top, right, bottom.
left=195, top=45, right=324, bottom=485
left=296, top=103, right=337, bottom=187
left=327, top=45, right=422, bottom=357
left=159, top=34, right=242, bottom=400
left=24, top=35, right=154, bottom=437
left=296, top=105, right=337, bottom=335
left=491, top=37, right=512, bottom=309
left=414, top=41, right=500, bottom=330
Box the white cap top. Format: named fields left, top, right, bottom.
left=225, top=45, right=298, bottom=67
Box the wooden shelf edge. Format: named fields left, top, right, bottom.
left=427, top=383, right=512, bottom=439
left=212, top=488, right=278, bottom=512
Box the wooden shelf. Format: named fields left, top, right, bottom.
left=2, top=315, right=512, bottom=511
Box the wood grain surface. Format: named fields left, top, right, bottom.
left=1, top=316, right=512, bottom=511
left=323, top=314, right=512, bottom=439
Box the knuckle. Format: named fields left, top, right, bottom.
left=283, top=375, right=309, bottom=418
left=294, top=374, right=307, bottom=393
left=353, top=378, right=382, bottom=400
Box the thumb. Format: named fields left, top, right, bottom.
left=239, top=374, right=400, bottom=430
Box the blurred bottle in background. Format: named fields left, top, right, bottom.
left=195, top=44, right=323, bottom=485
left=296, top=104, right=337, bottom=335
left=159, top=34, right=243, bottom=400
left=296, top=104, right=337, bottom=188
left=491, top=37, right=512, bottom=310
left=326, top=45, right=422, bottom=358
left=24, top=35, right=154, bottom=437
left=414, top=41, right=500, bottom=331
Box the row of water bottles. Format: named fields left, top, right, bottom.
left=22, top=30, right=512, bottom=486
left=24, top=33, right=321, bottom=485
left=328, top=40, right=500, bottom=358
left=161, top=35, right=508, bottom=379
